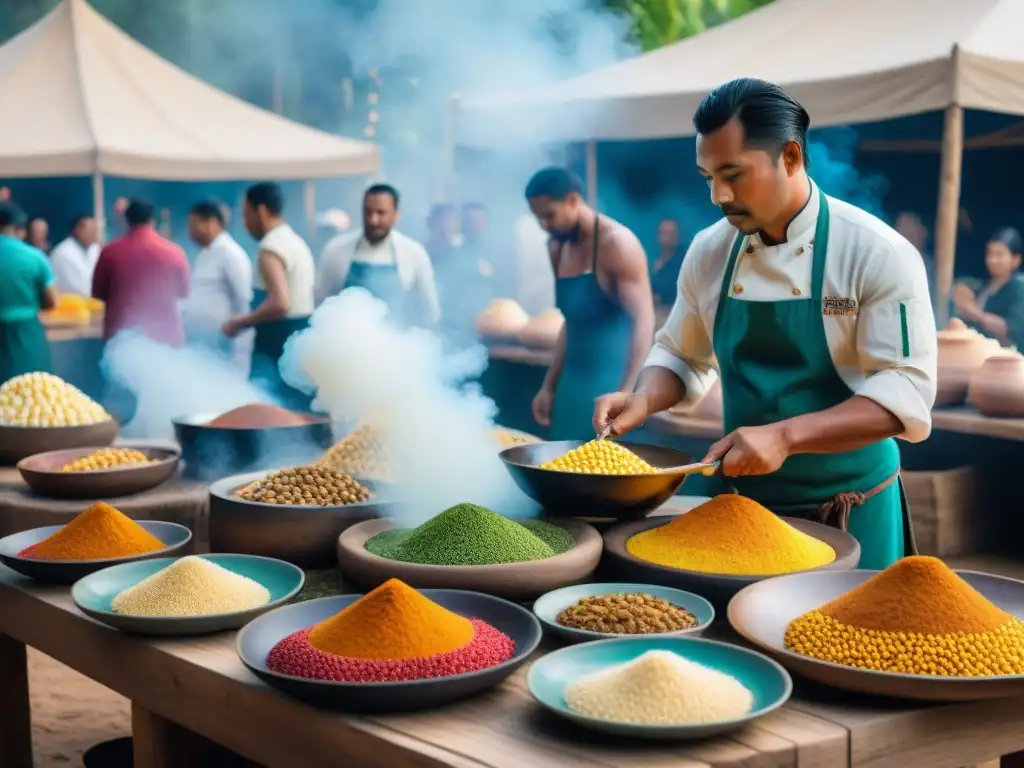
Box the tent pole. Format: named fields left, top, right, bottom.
left=585, top=140, right=598, bottom=207
left=303, top=181, right=316, bottom=244
left=92, top=172, right=106, bottom=243
left=443, top=94, right=458, bottom=203
left=933, top=103, right=964, bottom=327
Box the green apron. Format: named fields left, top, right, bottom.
left=685, top=189, right=915, bottom=569
left=0, top=315, right=51, bottom=384
left=249, top=289, right=312, bottom=411
left=550, top=216, right=633, bottom=440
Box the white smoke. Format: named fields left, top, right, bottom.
left=279, top=288, right=537, bottom=524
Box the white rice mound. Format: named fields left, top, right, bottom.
left=111, top=556, right=272, bottom=617
left=564, top=650, right=754, bottom=725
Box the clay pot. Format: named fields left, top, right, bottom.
left=475, top=298, right=530, bottom=341
left=518, top=309, right=565, bottom=349
left=968, top=351, right=1024, bottom=417
left=670, top=379, right=722, bottom=420
left=936, top=328, right=1001, bottom=406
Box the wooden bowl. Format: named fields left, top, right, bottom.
left=208, top=470, right=400, bottom=568
left=237, top=590, right=542, bottom=712
left=603, top=516, right=860, bottom=610
left=0, top=419, right=117, bottom=466
left=728, top=569, right=1024, bottom=701
left=336, top=518, right=602, bottom=600
left=499, top=441, right=694, bottom=520
left=17, top=446, right=179, bottom=499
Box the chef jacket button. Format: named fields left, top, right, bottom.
left=746, top=246, right=755, bottom=254
left=792, top=288, right=802, bottom=296
left=734, top=284, right=744, bottom=295
left=809, top=238, right=815, bottom=246
left=795, top=246, right=805, bottom=255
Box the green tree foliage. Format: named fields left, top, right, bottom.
left=604, top=0, right=776, bottom=50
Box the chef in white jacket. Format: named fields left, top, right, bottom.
left=595, top=78, right=937, bottom=570
left=182, top=200, right=253, bottom=371
left=49, top=214, right=100, bottom=296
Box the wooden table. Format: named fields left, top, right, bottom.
left=2, top=566, right=1023, bottom=768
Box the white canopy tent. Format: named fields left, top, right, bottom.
left=458, top=0, right=1024, bottom=321
left=0, top=0, right=379, bottom=234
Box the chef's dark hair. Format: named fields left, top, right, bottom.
left=124, top=199, right=155, bottom=226
left=0, top=202, right=26, bottom=230
left=693, top=78, right=811, bottom=169
left=365, top=183, right=399, bottom=208
left=245, top=182, right=284, bottom=215
left=69, top=214, right=93, bottom=231
left=990, top=226, right=1024, bottom=257
left=524, top=167, right=583, bottom=201
left=190, top=200, right=226, bottom=226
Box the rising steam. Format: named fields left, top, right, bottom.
left=279, top=288, right=537, bottom=523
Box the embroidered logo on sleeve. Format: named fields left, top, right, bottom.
left=822, top=296, right=858, bottom=316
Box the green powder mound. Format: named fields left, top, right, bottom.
left=365, top=503, right=575, bottom=565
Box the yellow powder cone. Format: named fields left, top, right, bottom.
left=626, top=494, right=835, bottom=575
left=20, top=502, right=166, bottom=561
left=307, top=578, right=474, bottom=660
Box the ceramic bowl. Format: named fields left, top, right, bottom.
left=237, top=589, right=542, bottom=712
left=527, top=635, right=792, bottom=739
left=532, top=582, right=714, bottom=643
left=0, top=521, right=192, bottom=584
left=336, top=517, right=602, bottom=600
left=0, top=418, right=118, bottom=465
left=17, top=445, right=179, bottom=499
left=499, top=441, right=695, bottom=520
left=728, top=568, right=1024, bottom=701
left=72, top=554, right=304, bottom=636
left=208, top=470, right=399, bottom=568
left=602, top=515, right=860, bottom=610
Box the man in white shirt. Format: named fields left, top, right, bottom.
left=182, top=201, right=253, bottom=371
left=49, top=214, right=100, bottom=295
left=595, top=78, right=937, bottom=570
left=226, top=182, right=316, bottom=409
left=317, top=184, right=440, bottom=328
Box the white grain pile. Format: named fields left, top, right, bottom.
left=111, top=556, right=272, bottom=617
left=565, top=650, right=754, bottom=725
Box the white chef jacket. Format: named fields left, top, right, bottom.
left=646, top=182, right=937, bottom=443
left=50, top=236, right=100, bottom=296
left=316, top=229, right=441, bottom=324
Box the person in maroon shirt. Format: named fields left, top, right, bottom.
left=92, top=199, right=190, bottom=346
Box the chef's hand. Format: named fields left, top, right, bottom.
left=532, top=386, right=554, bottom=427
left=593, top=392, right=648, bottom=438
left=221, top=318, right=242, bottom=338
left=703, top=424, right=792, bottom=477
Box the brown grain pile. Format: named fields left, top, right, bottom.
left=557, top=593, right=698, bottom=634
left=207, top=403, right=311, bottom=429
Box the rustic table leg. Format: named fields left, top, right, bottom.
left=131, top=702, right=221, bottom=768
left=0, top=633, right=33, bottom=768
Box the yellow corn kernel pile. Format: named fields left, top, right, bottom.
left=0, top=372, right=110, bottom=427
left=61, top=448, right=156, bottom=473
left=540, top=440, right=656, bottom=475
left=784, top=611, right=1024, bottom=677
left=493, top=428, right=541, bottom=447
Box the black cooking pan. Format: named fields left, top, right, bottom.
left=498, top=440, right=697, bottom=520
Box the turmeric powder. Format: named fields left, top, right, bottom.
left=626, top=494, right=835, bottom=575
left=18, top=502, right=166, bottom=561
left=306, top=578, right=475, bottom=660
left=785, top=556, right=1024, bottom=676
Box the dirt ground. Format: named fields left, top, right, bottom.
left=29, top=649, right=129, bottom=767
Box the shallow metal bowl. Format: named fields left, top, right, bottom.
left=172, top=412, right=334, bottom=482
left=499, top=440, right=694, bottom=520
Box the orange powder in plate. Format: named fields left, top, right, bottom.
left=18, top=502, right=166, bottom=561
left=306, top=578, right=475, bottom=660
left=207, top=404, right=311, bottom=429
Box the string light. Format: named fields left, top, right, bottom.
left=364, top=125, right=376, bottom=138
left=368, top=110, right=379, bottom=123
left=367, top=92, right=379, bottom=105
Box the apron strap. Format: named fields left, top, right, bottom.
left=816, top=468, right=899, bottom=530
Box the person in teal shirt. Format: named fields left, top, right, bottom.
left=595, top=79, right=936, bottom=570
left=0, top=202, right=58, bottom=384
